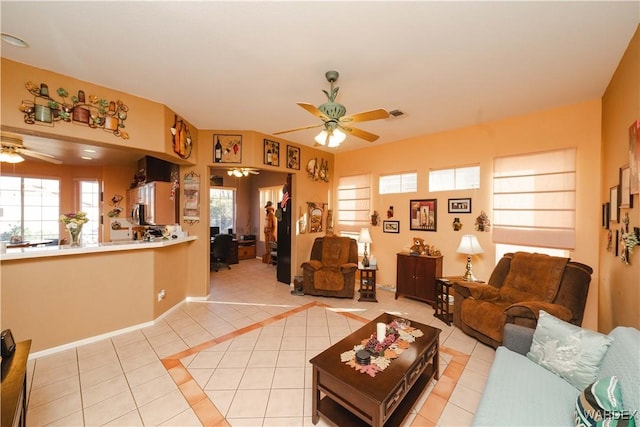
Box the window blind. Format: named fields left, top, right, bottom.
left=337, top=174, right=370, bottom=232
left=493, top=148, right=576, bottom=249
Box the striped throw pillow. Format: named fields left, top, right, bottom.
left=575, top=376, right=636, bottom=427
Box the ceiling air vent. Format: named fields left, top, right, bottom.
left=389, top=109, right=405, bottom=118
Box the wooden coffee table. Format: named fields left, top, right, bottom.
left=309, top=313, right=440, bottom=426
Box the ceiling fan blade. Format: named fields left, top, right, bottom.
left=340, top=108, right=389, bottom=123
left=339, top=125, right=380, bottom=142
left=273, top=123, right=323, bottom=135
left=15, top=148, right=62, bottom=164
left=297, top=102, right=329, bottom=121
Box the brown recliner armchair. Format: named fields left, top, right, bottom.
left=301, top=235, right=358, bottom=298
left=453, top=252, right=592, bottom=348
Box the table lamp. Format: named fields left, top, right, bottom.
left=456, top=234, right=484, bottom=282
left=358, top=227, right=373, bottom=267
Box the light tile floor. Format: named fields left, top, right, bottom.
left=25, top=258, right=494, bottom=426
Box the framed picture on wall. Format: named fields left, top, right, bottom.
left=410, top=199, right=437, bottom=231
left=602, top=203, right=610, bottom=229
left=286, top=145, right=300, bottom=170
left=629, top=120, right=640, bottom=194
left=619, top=165, right=633, bottom=208
left=213, top=134, right=242, bottom=163
left=610, top=185, right=619, bottom=223
left=383, top=220, right=400, bottom=233
left=264, top=139, right=280, bottom=166
left=448, top=198, right=471, bottom=213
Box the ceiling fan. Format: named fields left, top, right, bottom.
left=227, top=167, right=259, bottom=177
left=273, top=70, right=389, bottom=147
left=0, top=134, right=62, bottom=164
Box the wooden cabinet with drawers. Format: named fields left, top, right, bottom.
left=237, top=240, right=256, bottom=260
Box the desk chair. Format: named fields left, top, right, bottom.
left=211, top=234, right=233, bottom=272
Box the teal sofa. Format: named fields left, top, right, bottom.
left=472, top=324, right=639, bottom=426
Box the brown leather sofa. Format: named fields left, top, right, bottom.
left=453, top=252, right=593, bottom=348
left=301, top=235, right=358, bottom=298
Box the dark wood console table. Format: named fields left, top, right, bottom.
left=1, top=340, right=31, bottom=427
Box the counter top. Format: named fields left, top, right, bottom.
left=0, top=236, right=197, bottom=261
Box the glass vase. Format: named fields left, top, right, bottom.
left=68, top=226, right=82, bottom=246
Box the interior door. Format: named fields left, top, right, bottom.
left=276, top=175, right=292, bottom=284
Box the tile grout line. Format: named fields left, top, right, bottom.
left=160, top=301, right=470, bottom=426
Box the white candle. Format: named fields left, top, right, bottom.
left=377, top=322, right=386, bottom=343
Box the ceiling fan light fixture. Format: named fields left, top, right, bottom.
left=315, top=128, right=346, bottom=147
left=0, top=149, right=25, bottom=163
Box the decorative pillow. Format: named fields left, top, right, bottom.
left=527, top=310, right=614, bottom=390
left=575, top=376, right=636, bottom=427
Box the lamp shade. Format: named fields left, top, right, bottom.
left=358, top=227, right=372, bottom=244
left=0, top=150, right=24, bottom=163
left=456, top=234, right=484, bottom=255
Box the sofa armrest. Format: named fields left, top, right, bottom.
left=453, top=281, right=500, bottom=300
left=505, top=301, right=572, bottom=323
left=301, top=260, right=323, bottom=271
left=502, top=323, right=535, bottom=355
left=340, top=262, right=358, bottom=273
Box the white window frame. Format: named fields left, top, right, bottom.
left=0, top=175, right=60, bottom=242
left=209, top=187, right=236, bottom=234
left=429, top=165, right=480, bottom=192
left=78, top=179, right=100, bottom=244
left=379, top=172, right=417, bottom=194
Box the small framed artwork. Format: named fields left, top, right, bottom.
left=286, top=145, right=301, bottom=170
left=410, top=199, right=437, bottom=231
left=610, top=185, right=619, bottom=223
left=264, top=139, right=280, bottom=166
left=629, top=120, right=640, bottom=194
left=448, top=198, right=472, bottom=213
left=619, top=165, right=633, bottom=208
left=602, top=203, right=610, bottom=229
left=213, top=134, right=242, bottom=163
left=383, top=220, right=400, bottom=233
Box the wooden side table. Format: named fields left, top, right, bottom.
left=358, top=264, right=378, bottom=302
left=434, top=277, right=456, bottom=326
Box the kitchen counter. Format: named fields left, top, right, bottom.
left=0, top=236, right=197, bottom=261
left=1, top=235, right=198, bottom=355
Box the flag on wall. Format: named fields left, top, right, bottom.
left=281, top=184, right=290, bottom=210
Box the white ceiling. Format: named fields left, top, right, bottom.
left=1, top=1, right=638, bottom=162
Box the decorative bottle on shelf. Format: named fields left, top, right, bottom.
left=214, top=137, right=222, bottom=163
left=267, top=145, right=272, bottom=165
left=72, top=90, right=90, bottom=124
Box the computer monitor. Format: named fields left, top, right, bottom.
left=210, top=226, right=220, bottom=237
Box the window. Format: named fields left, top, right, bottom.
left=337, top=174, right=370, bottom=232
left=0, top=176, right=60, bottom=241
left=259, top=186, right=283, bottom=238
left=379, top=172, right=417, bottom=194
left=493, top=148, right=576, bottom=250
left=429, top=165, right=480, bottom=192
left=209, top=187, right=236, bottom=233
left=79, top=180, right=100, bottom=244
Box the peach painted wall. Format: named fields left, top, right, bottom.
left=334, top=100, right=602, bottom=331
left=600, top=26, right=640, bottom=331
